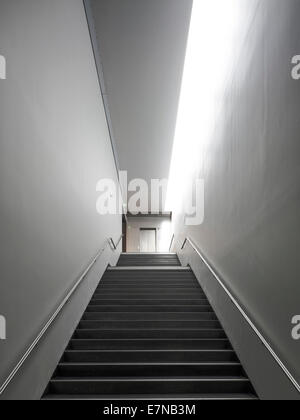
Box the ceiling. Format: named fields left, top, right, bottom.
left=89, top=0, right=193, bottom=209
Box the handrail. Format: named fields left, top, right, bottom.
left=169, top=234, right=175, bottom=252
left=109, top=234, right=124, bottom=251
left=0, top=234, right=123, bottom=396
left=181, top=236, right=300, bottom=394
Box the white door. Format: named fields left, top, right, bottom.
left=140, top=229, right=156, bottom=253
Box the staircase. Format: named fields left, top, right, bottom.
left=43, top=253, right=257, bottom=400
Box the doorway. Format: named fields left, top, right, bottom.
left=140, top=228, right=157, bottom=253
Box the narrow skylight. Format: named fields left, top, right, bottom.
left=166, top=0, right=242, bottom=213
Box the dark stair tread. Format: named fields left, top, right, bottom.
left=62, top=350, right=239, bottom=363
left=73, top=329, right=228, bottom=340
left=82, top=313, right=217, bottom=321
left=89, top=300, right=210, bottom=305
left=43, top=393, right=258, bottom=400
left=86, top=305, right=212, bottom=312
left=47, top=377, right=254, bottom=396
left=55, top=363, right=246, bottom=379
left=78, top=321, right=222, bottom=330
left=55, top=361, right=245, bottom=371
left=50, top=377, right=250, bottom=382
left=68, top=338, right=232, bottom=350
left=55, top=365, right=245, bottom=379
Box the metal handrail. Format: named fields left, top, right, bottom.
left=181, top=236, right=300, bottom=394
left=169, top=234, right=175, bottom=252
left=0, top=234, right=123, bottom=396
left=109, top=234, right=124, bottom=250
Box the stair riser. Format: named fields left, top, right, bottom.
left=78, top=320, right=222, bottom=329
left=68, top=339, right=232, bottom=351
left=117, top=263, right=181, bottom=267
left=63, top=351, right=239, bottom=363
left=49, top=380, right=252, bottom=395
left=117, top=257, right=179, bottom=260
left=82, top=313, right=217, bottom=321
left=91, top=294, right=206, bottom=300
left=95, top=288, right=202, bottom=294
left=86, top=305, right=212, bottom=313
left=102, top=267, right=196, bottom=280
left=73, top=330, right=228, bottom=340
left=102, top=274, right=195, bottom=280
left=118, top=259, right=180, bottom=263
left=98, top=282, right=199, bottom=288
left=56, top=364, right=245, bottom=378
left=44, top=395, right=256, bottom=400
left=89, top=299, right=210, bottom=306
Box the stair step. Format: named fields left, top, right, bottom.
left=44, top=393, right=257, bottom=400
left=86, top=305, right=212, bottom=313
left=98, top=282, right=199, bottom=288
left=78, top=320, right=222, bottom=329
left=63, top=350, right=238, bottom=363
left=73, top=329, right=228, bottom=340
left=89, top=299, right=210, bottom=306
left=101, top=277, right=196, bottom=282
left=95, top=288, right=202, bottom=293
left=91, top=294, right=206, bottom=299
left=117, top=263, right=182, bottom=267
left=117, top=258, right=180, bottom=260
left=48, top=378, right=253, bottom=395
left=68, top=339, right=232, bottom=350
left=117, top=259, right=181, bottom=267
left=102, top=267, right=197, bottom=281
left=56, top=362, right=245, bottom=378
left=82, top=312, right=217, bottom=321
left=103, top=271, right=194, bottom=277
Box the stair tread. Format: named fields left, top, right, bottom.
left=51, top=377, right=250, bottom=383
left=70, top=339, right=229, bottom=342
left=75, top=328, right=226, bottom=332
left=44, top=393, right=258, bottom=400
left=65, top=350, right=236, bottom=353
left=76, top=328, right=224, bottom=332
left=58, top=362, right=242, bottom=366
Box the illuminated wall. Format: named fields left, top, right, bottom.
left=168, top=0, right=300, bottom=384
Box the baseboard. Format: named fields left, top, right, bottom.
left=0, top=245, right=120, bottom=400
left=177, top=240, right=300, bottom=400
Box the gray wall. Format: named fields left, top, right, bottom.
left=0, top=0, right=121, bottom=392
left=172, top=0, right=300, bottom=387
left=89, top=0, right=193, bottom=211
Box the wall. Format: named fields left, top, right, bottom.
left=127, top=216, right=172, bottom=252
left=0, top=0, right=121, bottom=397
left=171, top=0, right=300, bottom=392
left=89, top=0, right=193, bottom=212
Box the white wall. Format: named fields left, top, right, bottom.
left=171, top=0, right=300, bottom=389
left=0, top=0, right=121, bottom=395
left=127, top=216, right=172, bottom=252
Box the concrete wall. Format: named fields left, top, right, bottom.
left=0, top=0, right=121, bottom=397
left=127, top=216, right=172, bottom=253
left=172, top=0, right=300, bottom=392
